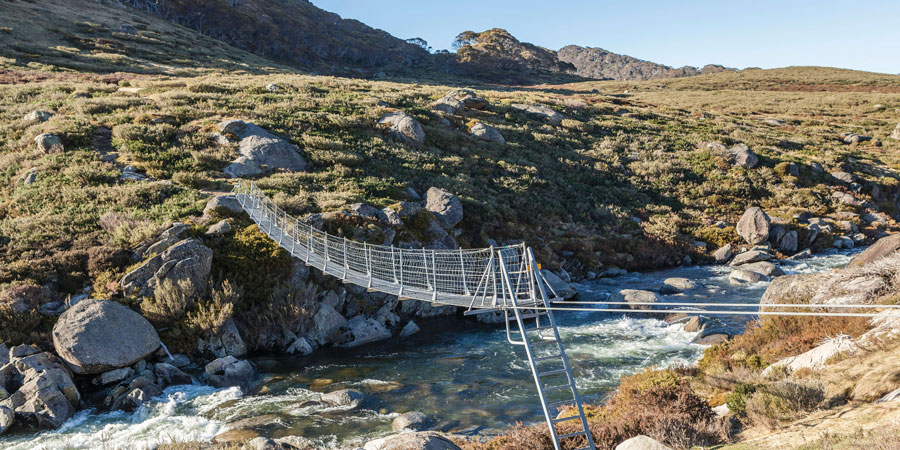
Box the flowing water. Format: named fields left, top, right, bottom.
left=2, top=250, right=858, bottom=449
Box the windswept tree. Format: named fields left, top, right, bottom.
left=451, top=31, right=477, bottom=52
left=405, top=37, right=432, bottom=53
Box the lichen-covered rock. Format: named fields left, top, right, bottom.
left=206, top=219, right=232, bottom=236
left=729, top=250, right=772, bottom=266
left=729, top=268, right=768, bottom=285
left=615, top=435, right=673, bottom=450
left=377, top=111, right=426, bottom=146
left=612, top=289, right=661, bottom=309
left=309, top=303, right=347, bottom=345
left=34, top=133, right=63, bottom=153
left=469, top=122, right=505, bottom=143
left=849, top=234, right=900, bottom=267
left=729, top=143, right=758, bottom=168
left=736, top=207, right=771, bottom=244
left=0, top=351, right=79, bottom=430
left=338, top=316, right=392, bottom=348
left=203, top=195, right=243, bottom=218
left=510, top=104, right=563, bottom=125
left=661, top=277, right=696, bottom=293
left=425, top=187, right=463, bottom=228
left=121, top=238, right=213, bottom=298
left=891, top=122, right=900, bottom=140
left=712, top=243, right=733, bottom=263
left=23, top=110, right=53, bottom=123
left=219, top=120, right=307, bottom=178
left=52, top=299, right=160, bottom=374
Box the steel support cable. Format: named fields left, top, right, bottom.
left=500, top=305, right=897, bottom=318
left=552, top=300, right=900, bottom=309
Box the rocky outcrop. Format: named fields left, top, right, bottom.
left=219, top=120, right=308, bottom=178
left=364, top=431, right=461, bottom=450
left=469, top=122, right=504, bottom=143
left=378, top=111, right=426, bottom=146
left=558, top=45, right=704, bottom=81
left=34, top=133, right=63, bottom=154
left=52, top=299, right=160, bottom=375
left=0, top=348, right=80, bottom=430
left=762, top=335, right=857, bottom=376
left=736, top=207, right=770, bottom=244
left=510, top=104, right=563, bottom=125
left=425, top=187, right=463, bottom=228
left=121, top=238, right=213, bottom=298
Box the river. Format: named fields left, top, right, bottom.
left=1, top=250, right=858, bottom=449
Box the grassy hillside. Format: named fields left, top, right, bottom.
left=0, top=0, right=288, bottom=75
left=2, top=63, right=900, bottom=296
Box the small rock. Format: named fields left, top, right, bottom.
left=392, top=411, right=428, bottom=431
left=540, top=270, right=577, bottom=299
left=833, top=236, right=855, bottom=249
left=430, top=95, right=464, bottom=114
left=729, top=250, right=771, bottom=266
left=34, top=133, right=63, bottom=153
left=713, top=403, right=731, bottom=416
left=695, top=333, right=730, bottom=345
left=168, top=354, right=192, bottom=368
left=404, top=187, right=421, bottom=200
left=613, top=289, right=661, bottom=310
left=206, top=220, right=231, bottom=236
left=364, top=432, right=460, bottom=450
left=740, top=261, right=784, bottom=278
left=831, top=171, right=856, bottom=184
left=425, top=187, right=463, bottom=228
left=203, top=195, right=243, bottom=217
left=377, top=111, right=426, bottom=146
left=713, top=244, right=733, bottom=263
left=155, top=363, right=192, bottom=387
left=265, top=83, right=281, bottom=92
left=778, top=230, right=799, bottom=253
left=729, top=268, right=768, bottom=285
left=810, top=162, right=825, bottom=174
left=729, top=143, right=758, bottom=169
left=839, top=132, right=871, bottom=145
left=119, top=24, right=138, bottom=35
left=23, top=110, right=53, bottom=123
left=615, top=435, right=673, bottom=450
left=286, top=337, right=313, bottom=355
left=684, top=316, right=705, bottom=332
left=0, top=405, right=13, bottom=435
left=661, top=278, right=696, bottom=293
left=321, top=389, right=365, bottom=409
left=469, top=122, right=505, bottom=144
left=510, top=103, right=563, bottom=125
left=891, top=123, right=900, bottom=140
left=736, top=207, right=771, bottom=244
left=93, top=367, right=134, bottom=386
left=399, top=321, right=420, bottom=338
left=120, top=166, right=147, bottom=181
left=339, top=316, right=392, bottom=348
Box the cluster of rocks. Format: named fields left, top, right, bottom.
left=214, top=119, right=308, bottom=178
left=121, top=223, right=213, bottom=298
left=702, top=141, right=758, bottom=169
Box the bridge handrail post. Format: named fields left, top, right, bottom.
left=365, top=243, right=372, bottom=288
left=460, top=249, right=469, bottom=296
left=342, top=238, right=348, bottom=279
left=431, top=250, right=438, bottom=301
left=398, top=249, right=404, bottom=296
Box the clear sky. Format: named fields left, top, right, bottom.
left=315, top=0, right=899, bottom=74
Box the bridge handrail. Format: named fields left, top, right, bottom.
left=230, top=181, right=535, bottom=308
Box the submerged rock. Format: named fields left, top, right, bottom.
left=321, top=389, right=365, bottom=409
left=392, top=411, right=429, bottom=431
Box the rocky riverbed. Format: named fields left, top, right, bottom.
left=0, top=248, right=860, bottom=449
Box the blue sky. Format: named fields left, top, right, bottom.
left=316, top=0, right=899, bottom=74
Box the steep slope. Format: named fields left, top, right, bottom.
left=0, top=0, right=288, bottom=75
left=558, top=45, right=732, bottom=81
left=144, top=0, right=430, bottom=77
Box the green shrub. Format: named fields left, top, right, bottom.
left=746, top=380, right=825, bottom=429
left=725, top=383, right=757, bottom=415
left=209, top=223, right=293, bottom=305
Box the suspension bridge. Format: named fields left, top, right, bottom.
left=231, top=180, right=898, bottom=450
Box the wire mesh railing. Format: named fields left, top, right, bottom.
left=231, top=181, right=537, bottom=309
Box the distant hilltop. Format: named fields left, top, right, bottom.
left=558, top=45, right=735, bottom=81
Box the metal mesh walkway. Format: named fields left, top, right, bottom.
left=232, top=181, right=537, bottom=310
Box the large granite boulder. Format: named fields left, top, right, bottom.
left=52, top=299, right=160, bottom=374
left=736, top=207, right=770, bottom=244
left=219, top=120, right=307, bottom=178
left=364, top=431, right=461, bottom=450
left=425, top=187, right=463, bottom=228
left=849, top=234, right=900, bottom=267
left=510, top=104, right=563, bottom=125
left=203, top=195, right=243, bottom=218
left=612, top=289, right=661, bottom=310
left=121, top=238, right=213, bottom=298
left=309, top=303, right=347, bottom=345
left=377, top=111, right=426, bottom=146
